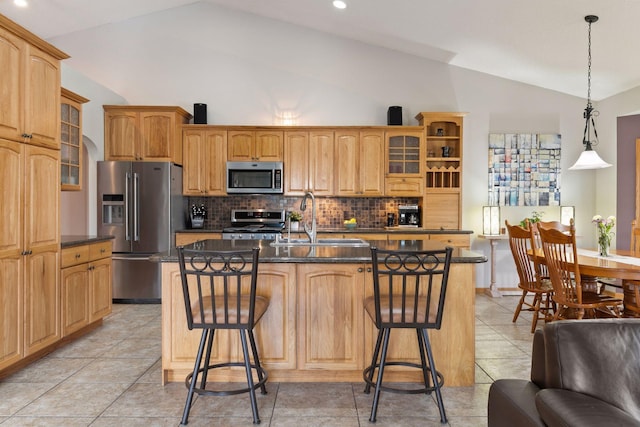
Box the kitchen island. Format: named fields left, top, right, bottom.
left=157, top=239, right=485, bottom=386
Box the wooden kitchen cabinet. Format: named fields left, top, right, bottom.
left=182, top=127, right=227, bottom=196
left=284, top=130, right=334, bottom=196
left=297, top=263, right=365, bottom=371
left=416, top=112, right=466, bottom=230
left=60, top=88, right=89, bottom=190
left=384, top=128, right=425, bottom=196
left=227, top=130, right=283, bottom=161
left=335, top=130, right=385, bottom=196
left=104, top=106, right=192, bottom=164
left=60, top=240, right=112, bottom=337
left=0, top=160, right=20, bottom=393
left=0, top=15, right=67, bottom=375
left=0, top=16, right=68, bottom=149
left=23, top=144, right=61, bottom=356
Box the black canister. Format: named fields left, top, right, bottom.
left=387, top=213, right=396, bottom=227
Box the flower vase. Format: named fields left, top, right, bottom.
left=290, top=221, right=299, bottom=232
left=598, top=230, right=610, bottom=257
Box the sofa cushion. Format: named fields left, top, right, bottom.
left=488, top=379, right=545, bottom=427
left=544, top=319, right=640, bottom=420
left=536, top=388, right=640, bottom=427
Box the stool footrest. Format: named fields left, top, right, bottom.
left=185, top=362, right=268, bottom=397
left=363, top=361, right=444, bottom=395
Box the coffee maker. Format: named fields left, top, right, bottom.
left=398, top=205, right=421, bottom=227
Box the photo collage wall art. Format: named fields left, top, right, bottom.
left=488, top=133, right=561, bottom=206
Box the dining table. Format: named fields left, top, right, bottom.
left=530, top=248, right=640, bottom=317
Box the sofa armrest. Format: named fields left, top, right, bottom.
left=530, top=328, right=545, bottom=387
left=488, top=379, right=545, bottom=427
left=536, top=389, right=640, bottom=427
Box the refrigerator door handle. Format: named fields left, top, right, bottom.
left=133, top=172, right=140, bottom=242
left=125, top=172, right=131, bottom=241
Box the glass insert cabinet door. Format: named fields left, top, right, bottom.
left=60, top=88, right=89, bottom=191
left=387, top=134, right=421, bottom=175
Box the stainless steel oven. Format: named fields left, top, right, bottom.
left=222, top=209, right=285, bottom=240
left=226, top=161, right=283, bottom=194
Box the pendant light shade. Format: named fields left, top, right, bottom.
left=569, top=144, right=612, bottom=170
left=569, top=15, right=612, bottom=171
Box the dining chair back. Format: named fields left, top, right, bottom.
left=538, top=220, right=570, bottom=233
left=538, top=220, right=621, bottom=320
left=505, top=220, right=554, bottom=332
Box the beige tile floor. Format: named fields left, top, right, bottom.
left=0, top=294, right=534, bottom=426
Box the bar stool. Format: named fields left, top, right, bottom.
left=363, top=246, right=453, bottom=423
left=177, top=246, right=269, bottom=425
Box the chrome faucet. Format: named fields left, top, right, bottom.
left=300, top=191, right=317, bottom=243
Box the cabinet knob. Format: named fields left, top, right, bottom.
left=75, top=253, right=81, bottom=259
left=100, top=248, right=106, bottom=253
left=357, top=267, right=364, bottom=273
left=367, top=268, right=372, bottom=273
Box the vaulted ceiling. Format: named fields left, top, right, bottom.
left=2, top=0, right=639, bottom=100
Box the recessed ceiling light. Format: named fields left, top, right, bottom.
left=333, top=0, right=347, bottom=10
left=14, top=0, right=28, bottom=7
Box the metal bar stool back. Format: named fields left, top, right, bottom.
left=177, top=246, right=269, bottom=425
left=363, top=246, right=453, bottom=423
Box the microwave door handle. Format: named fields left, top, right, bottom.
left=125, top=172, right=131, bottom=241
left=133, top=172, right=140, bottom=242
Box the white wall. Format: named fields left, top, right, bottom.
left=60, top=65, right=126, bottom=235
left=49, top=1, right=634, bottom=289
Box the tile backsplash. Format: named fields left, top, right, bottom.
left=185, top=196, right=419, bottom=229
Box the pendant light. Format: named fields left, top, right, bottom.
left=569, top=15, right=612, bottom=170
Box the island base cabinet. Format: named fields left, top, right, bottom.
left=162, top=261, right=475, bottom=386
left=297, top=264, right=365, bottom=371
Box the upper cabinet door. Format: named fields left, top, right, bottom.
left=359, top=130, right=385, bottom=196
left=255, top=131, right=283, bottom=161
left=0, top=27, right=24, bottom=142
left=284, top=131, right=309, bottom=195
left=139, top=112, right=174, bottom=161
left=0, top=139, right=23, bottom=257
left=308, top=131, right=334, bottom=196
left=23, top=45, right=61, bottom=149
left=104, top=111, right=138, bottom=160
left=227, top=131, right=254, bottom=161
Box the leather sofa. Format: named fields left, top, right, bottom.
left=488, top=319, right=640, bottom=427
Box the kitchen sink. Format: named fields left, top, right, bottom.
left=270, top=238, right=370, bottom=247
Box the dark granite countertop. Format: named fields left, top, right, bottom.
left=177, top=228, right=474, bottom=235
left=152, top=239, right=486, bottom=264
left=61, top=235, right=115, bottom=248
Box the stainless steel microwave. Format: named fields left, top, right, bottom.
left=226, top=161, right=283, bottom=194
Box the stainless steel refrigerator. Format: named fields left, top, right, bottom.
left=97, top=161, right=185, bottom=303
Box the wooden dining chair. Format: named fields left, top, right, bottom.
left=538, top=219, right=622, bottom=320
left=505, top=220, right=554, bottom=332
